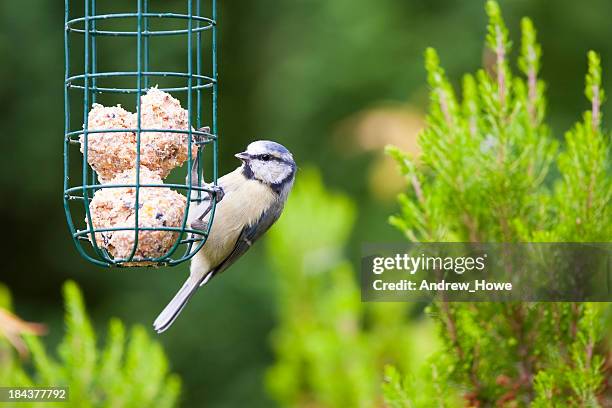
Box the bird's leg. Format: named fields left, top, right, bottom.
left=187, top=128, right=206, bottom=190
left=190, top=185, right=224, bottom=231
left=189, top=152, right=200, bottom=188
left=189, top=127, right=224, bottom=231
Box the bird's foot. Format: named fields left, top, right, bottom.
left=191, top=219, right=209, bottom=231
left=210, top=185, right=224, bottom=202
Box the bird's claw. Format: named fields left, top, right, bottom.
left=189, top=184, right=222, bottom=232
left=211, top=185, right=224, bottom=202
left=191, top=219, right=209, bottom=231
left=194, top=126, right=211, bottom=146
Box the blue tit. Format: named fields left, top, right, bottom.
left=153, top=140, right=296, bottom=333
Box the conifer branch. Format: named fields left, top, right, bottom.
left=386, top=1, right=610, bottom=405
left=586, top=51, right=604, bottom=131
left=0, top=281, right=181, bottom=407
left=519, top=18, right=542, bottom=127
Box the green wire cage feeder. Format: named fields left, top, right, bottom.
left=63, top=0, right=219, bottom=268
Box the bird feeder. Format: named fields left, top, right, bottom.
left=63, top=0, right=219, bottom=267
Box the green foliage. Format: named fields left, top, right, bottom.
left=0, top=281, right=181, bottom=408
left=265, top=168, right=415, bottom=408
left=386, top=1, right=610, bottom=406
left=554, top=51, right=610, bottom=241
left=382, top=361, right=460, bottom=408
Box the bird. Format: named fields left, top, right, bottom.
left=153, top=140, right=296, bottom=333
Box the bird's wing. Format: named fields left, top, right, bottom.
left=200, top=200, right=284, bottom=286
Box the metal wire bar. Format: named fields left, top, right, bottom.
left=66, top=13, right=214, bottom=36
left=196, top=0, right=203, bottom=207
left=65, top=127, right=216, bottom=140
left=68, top=84, right=213, bottom=94
left=65, top=183, right=220, bottom=196
left=67, top=71, right=215, bottom=82
left=178, top=0, right=217, bottom=265
left=159, top=0, right=194, bottom=263
left=74, top=226, right=208, bottom=237
left=81, top=0, right=111, bottom=264
left=64, top=0, right=219, bottom=268
left=90, top=0, right=98, bottom=191
left=127, top=0, right=144, bottom=263
left=143, top=1, right=149, bottom=90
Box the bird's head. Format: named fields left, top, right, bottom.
left=236, top=140, right=296, bottom=193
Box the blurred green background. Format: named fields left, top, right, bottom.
left=1, top=0, right=611, bottom=406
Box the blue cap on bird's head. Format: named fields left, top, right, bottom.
left=253, top=140, right=292, bottom=156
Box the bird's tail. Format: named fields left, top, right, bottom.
left=153, top=277, right=199, bottom=333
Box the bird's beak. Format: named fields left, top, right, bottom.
left=235, top=152, right=250, bottom=161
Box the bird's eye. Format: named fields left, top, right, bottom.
left=261, top=154, right=272, bottom=161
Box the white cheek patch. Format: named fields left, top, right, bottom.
left=267, top=162, right=292, bottom=184
left=247, top=160, right=265, bottom=178
left=249, top=160, right=291, bottom=185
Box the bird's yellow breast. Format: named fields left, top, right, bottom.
left=191, top=171, right=277, bottom=272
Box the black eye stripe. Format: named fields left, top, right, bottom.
left=253, top=154, right=285, bottom=163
